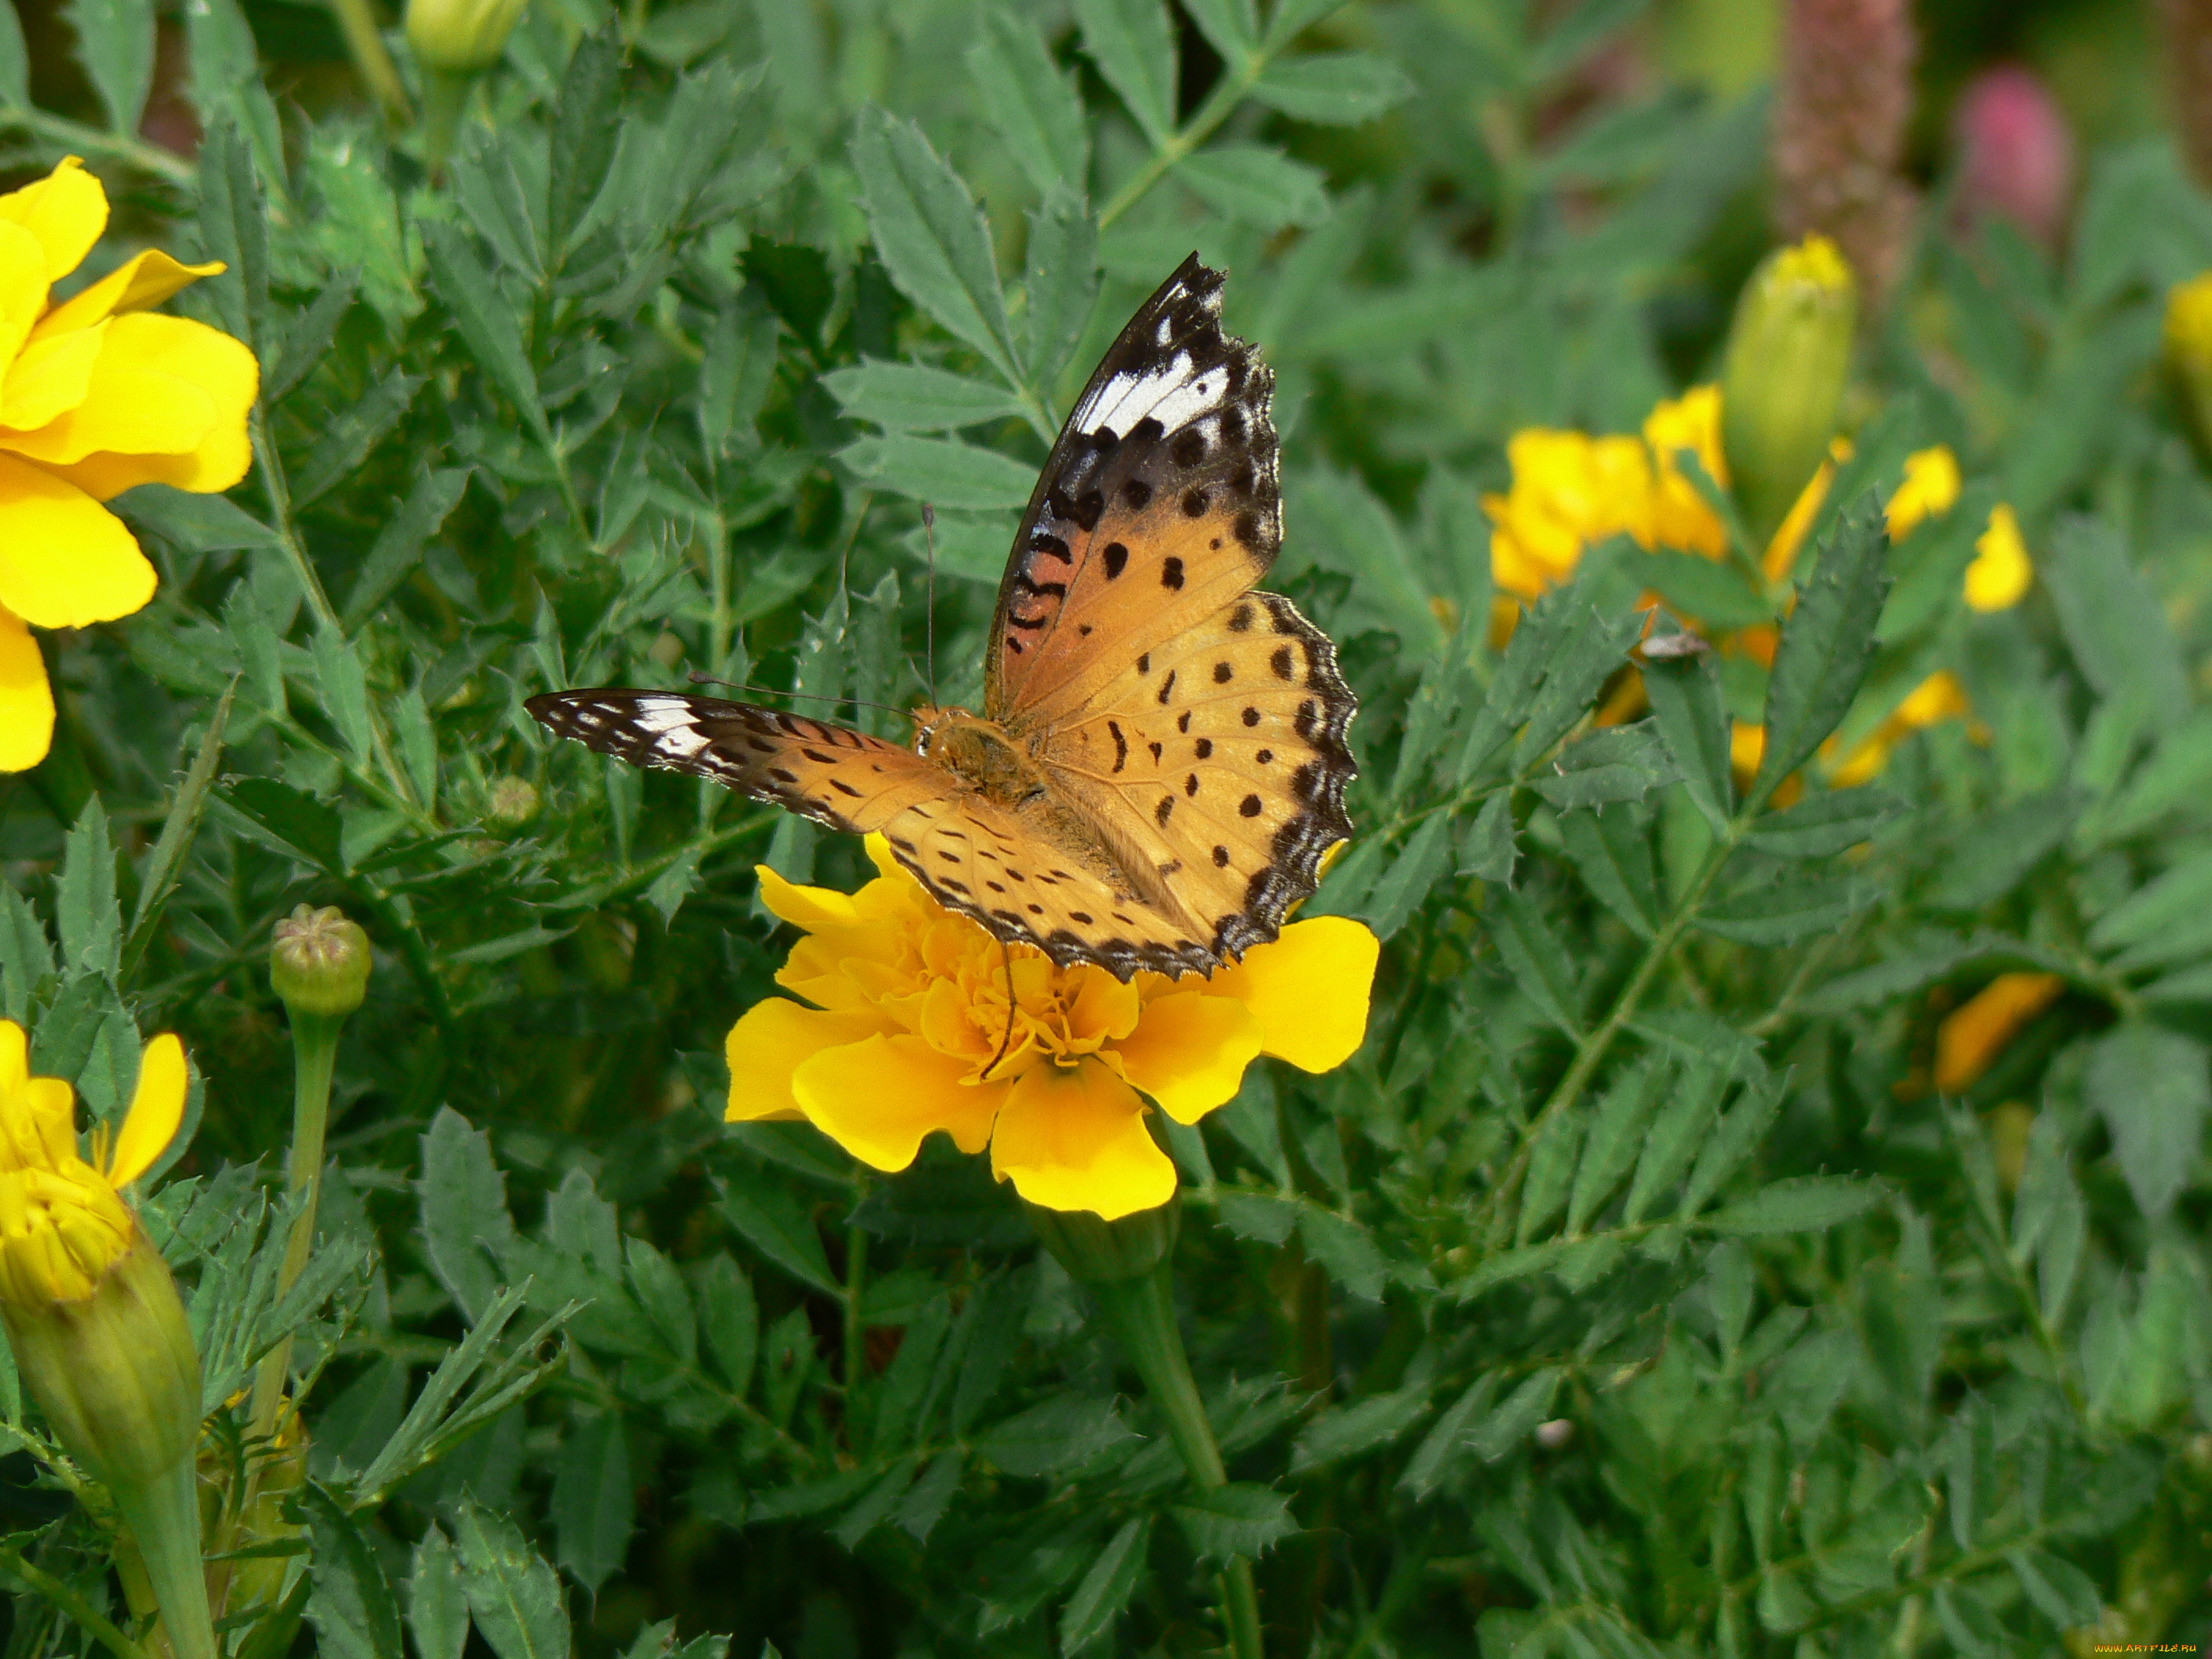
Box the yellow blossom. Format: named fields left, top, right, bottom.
left=1886, top=445, right=1961, bottom=539
left=1935, top=972, right=2065, bottom=1093
left=1824, top=670, right=1972, bottom=786
left=726, top=837, right=1380, bottom=1220
left=1641, top=386, right=1730, bottom=558
left=0, top=1020, right=185, bottom=1308
left=1964, top=504, right=2032, bottom=611
left=1482, top=430, right=1651, bottom=600
left=0, top=158, right=258, bottom=774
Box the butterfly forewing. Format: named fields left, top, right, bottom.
left=986, top=254, right=1284, bottom=727
left=1039, top=590, right=1356, bottom=959
left=523, top=692, right=958, bottom=834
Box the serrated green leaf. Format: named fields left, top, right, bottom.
left=715, top=1168, right=840, bottom=1295
left=1492, top=890, right=1581, bottom=1035
left=1702, top=1176, right=1882, bottom=1236
left=1172, top=1483, right=1296, bottom=1561
left=821, top=361, right=1028, bottom=431
left=1679, top=1073, right=1784, bottom=1218
left=1624, top=1063, right=1723, bottom=1225
left=1532, top=720, right=1680, bottom=809
left=1073, top=0, right=1177, bottom=144
left=417, top=1107, right=516, bottom=1323
left=1752, top=496, right=1890, bottom=805
left=1643, top=648, right=1733, bottom=829
left=217, top=778, right=344, bottom=872
left=1363, top=815, right=1454, bottom=939
left=968, top=10, right=1090, bottom=196
left=452, top=1501, right=569, bottom=1659
left=552, top=1412, right=633, bottom=1595
left=2085, top=1022, right=2209, bottom=1220
left=1460, top=792, right=1518, bottom=883
left=1745, top=787, right=1904, bottom=858
left=302, top=1482, right=403, bottom=1659
left=1176, top=145, right=1330, bottom=231
left=1250, top=51, right=1412, bottom=123
left=1023, top=186, right=1099, bottom=388
left=1468, top=1369, right=1559, bottom=1463
left=851, top=106, right=1021, bottom=383
left=1697, top=873, right=1877, bottom=945
left=68, top=0, right=153, bottom=132
left=1568, top=1059, right=1663, bottom=1234
left=1291, top=1386, right=1431, bottom=1473
left=1558, top=806, right=1661, bottom=937
left=408, top=1526, right=471, bottom=1659
left=838, top=434, right=1038, bottom=510
left=422, top=220, right=550, bottom=441
left=1059, top=1514, right=1150, bottom=1653
left=975, top=1395, right=1133, bottom=1477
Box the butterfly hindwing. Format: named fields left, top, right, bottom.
left=987, top=254, right=1283, bottom=727
left=1038, top=589, right=1356, bottom=961
left=523, top=691, right=958, bottom=834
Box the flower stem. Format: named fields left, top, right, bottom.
left=327, top=0, right=414, bottom=124
left=248, top=1010, right=342, bottom=1438
left=1086, top=1262, right=1265, bottom=1659
left=110, top=1458, right=216, bottom=1659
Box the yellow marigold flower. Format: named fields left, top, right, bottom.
left=1964, top=504, right=2032, bottom=611
left=1642, top=386, right=1730, bottom=558
left=0, top=158, right=258, bottom=774
left=1935, top=972, right=2065, bottom=1093
left=1886, top=445, right=1960, bottom=539
left=1482, top=430, right=1651, bottom=600
left=727, top=837, right=1381, bottom=1220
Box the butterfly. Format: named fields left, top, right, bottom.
left=528, top=255, right=1357, bottom=981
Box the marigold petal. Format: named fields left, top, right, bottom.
left=1965, top=504, right=2032, bottom=612
left=793, top=1032, right=1000, bottom=1168
left=1935, top=972, right=2064, bottom=1093
left=2, top=322, right=108, bottom=434
left=106, top=1034, right=185, bottom=1187
left=0, top=222, right=49, bottom=387
left=725, top=998, right=881, bottom=1122
left=0, top=1019, right=24, bottom=1092
left=3, top=311, right=251, bottom=463
left=1210, top=917, right=1379, bottom=1074
left=989, top=1059, right=1174, bottom=1219
left=0, top=159, right=106, bottom=286
left=756, top=862, right=862, bottom=932
left=0, top=452, right=155, bottom=628
left=33, top=250, right=225, bottom=339
left=1111, top=991, right=1262, bottom=1124
left=1887, top=445, right=1961, bottom=539
left=0, top=603, right=53, bottom=773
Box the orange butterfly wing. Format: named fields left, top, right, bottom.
left=985, top=255, right=1283, bottom=728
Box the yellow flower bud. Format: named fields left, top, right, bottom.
left=0, top=1020, right=213, bottom=1659
left=270, top=904, right=372, bottom=1018
left=1720, top=236, right=1859, bottom=546
left=405, top=0, right=529, bottom=74
left=2164, top=273, right=2212, bottom=452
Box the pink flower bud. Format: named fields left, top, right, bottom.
left=1953, top=66, right=2075, bottom=248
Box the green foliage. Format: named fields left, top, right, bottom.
left=5, top=0, right=2212, bottom=1655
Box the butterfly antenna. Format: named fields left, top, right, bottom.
left=980, top=931, right=1019, bottom=1083
left=683, top=672, right=907, bottom=718
left=922, top=502, right=939, bottom=708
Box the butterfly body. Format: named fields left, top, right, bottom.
left=529, top=255, right=1357, bottom=981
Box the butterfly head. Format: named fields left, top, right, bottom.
left=912, top=705, right=1042, bottom=804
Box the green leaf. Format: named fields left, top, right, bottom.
left=1697, top=873, right=1877, bottom=946
left=115, top=484, right=280, bottom=552
left=408, top=1526, right=471, bottom=1659
left=302, top=1483, right=403, bottom=1659
left=216, top=778, right=344, bottom=873
left=1172, top=1484, right=1297, bottom=1562
left=1073, top=0, right=1177, bottom=145
left=1363, top=815, right=1454, bottom=940
left=452, top=1501, right=570, bottom=1659
left=1745, top=787, right=1904, bottom=858
left=0, top=0, right=27, bottom=104
left=967, top=10, right=1090, bottom=196
left=1531, top=721, right=1680, bottom=809
left=2042, top=514, right=2190, bottom=727
left=68, top=0, right=153, bottom=132
left=1512, top=604, right=1645, bottom=769
left=1492, top=890, right=1582, bottom=1035
left=1643, top=649, right=1733, bottom=829
left=313, top=628, right=374, bottom=766
left=123, top=687, right=233, bottom=976
left=821, top=361, right=1028, bottom=431
left=625, top=1236, right=697, bottom=1364
left=196, top=123, right=269, bottom=349
left=1290, top=1386, right=1431, bottom=1473
left=1468, top=1369, right=1560, bottom=1463
left=1398, top=1374, right=1497, bottom=1497
left=266, top=272, right=359, bottom=405
left=1023, top=186, right=1100, bottom=389
left=552, top=1412, right=634, bottom=1595
left=1624, top=550, right=1772, bottom=629
left=0, top=886, right=53, bottom=1024
left=1752, top=495, right=1890, bottom=805
left=343, top=467, right=471, bottom=632
left=1297, top=1205, right=1393, bottom=1302
left=974, top=1396, right=1133, bottom=1477
left=850, top=106, right=1021, bottom=383
left=698, top=292, right=777, bottom=457
left=549, top=24, right=624, bottom=261
left=1181, top=0, right=1258, bottom=59
left=1567, top=1058, right=1663, bottom=1235
left=1558, top=807, right=1661, bottom=937
left=293, top=370, right=423, bottom=508
left=1059, top=1515, right=1150, bottom=1654
left=1680, top=1074, right=1784, bottom=1218
left=417, top=1107, right=517, bottom=1323
left=422, top=220, right=551, bottom=442
left=1249, top=51, right=1412, bottom=123
left=1176, top=145, right=1331, bottom=231
left=1703, top=1177, right=1882, bottom=1235
left=1459, top=793, right=1518, bottom=884
left=838, top=434, right=1039, bottom=510
left=1624, top=1063, right=1723, bottom=1225
left=2008, top=1549, right=2102, bottom=1630
left=2085, top=1022, right=2209, bottom=1220
left=714, top=1167, right=840, bottom=1296
left=1923, top=788, right=2081, bottom=914
left=56, top=797, right=119, bottom=980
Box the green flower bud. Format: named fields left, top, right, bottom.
left=270, top=904, right=372, bottom=1018
left=1027, top=1198, right=1180, bottom=1285
left=1720, top=235, right=1859, bottom=547
left=405, top=0, right=529, bottom=74
left=486, top=775, right=541, bottom=828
